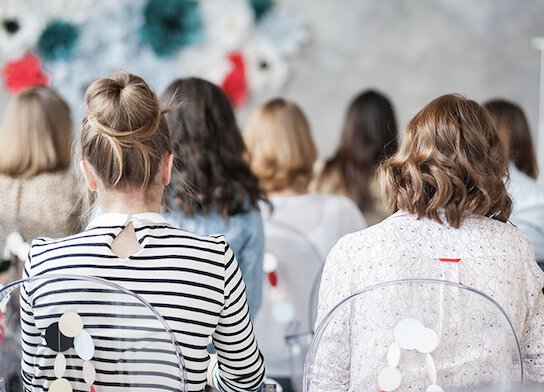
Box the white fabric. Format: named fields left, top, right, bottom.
left=506, top=164, right=544, bottom=261
left=254, top=193, right=366, bottom=377
left=315, top=211, right=544, bottom=390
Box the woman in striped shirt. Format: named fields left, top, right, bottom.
left=20, top=71, right=265, bottom=391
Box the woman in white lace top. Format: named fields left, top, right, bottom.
left=314, top=94, right=544, bottom=390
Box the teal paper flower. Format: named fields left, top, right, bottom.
left=250, top=0, right=274, bottom=21
left=37, top=20, right=80, bottom=62
left=140, top=0, right=202, bottom=57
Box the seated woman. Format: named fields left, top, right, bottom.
left=484, top=99, right=544, bottom=263
left=314, top=94, right=544, bottom=390
left=244, top=98, right=366, bottom=389
left=161, top=78, right=268, bottom=319
left=312, top=90, right=398, bottom=225
left=0, top=87, right=80, bottom=283
left=20, top=72, right=265, bottom=392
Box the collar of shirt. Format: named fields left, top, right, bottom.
left=86, top=212, right=169, bottom=230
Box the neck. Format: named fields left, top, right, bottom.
left=97, top=187, right=162, bottom=215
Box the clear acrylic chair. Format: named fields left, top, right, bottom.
left=0, top=274, right=188, bottom=392
left=304, top=279, right=530, bottom=392
left=253, top=220, right=325, bottom=389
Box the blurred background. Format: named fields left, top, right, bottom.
left=1, top=0, right=543, bottom=169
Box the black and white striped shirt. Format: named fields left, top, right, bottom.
left=21, top=213, right=265, bottom=392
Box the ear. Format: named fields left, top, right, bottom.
left=161, top=153, right=174, bottom=186
left=80, top=160, right=98, bottom=191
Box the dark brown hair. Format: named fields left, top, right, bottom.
left=484, top=99, right=539, bottom=179
left=316, top=90, right=398, bottom=212
left=380, top=94, right=511, bottom=228
left=162, top=77, right=266, bottom=218
left=80, top=71, right=171, bottom=193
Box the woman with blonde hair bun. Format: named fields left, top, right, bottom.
left=20, top=71, right=265, bottom=392
left=314, top=94, right=544, bottom=390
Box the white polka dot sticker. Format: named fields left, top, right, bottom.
left=49, top=378, right=72, bottom=392
left=394, top=318, right=424, bottom=350
left=74, top=330, right=95, bottom=360
left=415, top=327, right=439, bottom=353
left=270, top=287, right=286, bottom=302
left=387, top=342, right=401, bottom=368
left=425, top=353, right=437, bottom=384
left=59, top=312, right=83, bottom=338
left=83, top=360, right=96, bottom=385
left=426, top=384, right=444, bottom=392
left=54, top=352, right=66, bottom=379
left=263, top=252, right=279, bottom=273
left=377, top=367, right=402, bottom=391
left=271, top=302, right=295, bottom=324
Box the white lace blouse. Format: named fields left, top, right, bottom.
left=314, top=211, right=544, bottom=391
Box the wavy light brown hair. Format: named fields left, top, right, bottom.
left=484, top=99, right=539, bottom=179
left=379, top=94, right=512, bottom=228
left=79, top=72, right=171, bottom=214
left=244, top=98, right=317, bottom=194
left=0, top=87, right=72, bottom=178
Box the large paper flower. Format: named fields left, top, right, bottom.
left=250, top=0, right=275, bottom=21
left=37, top=20, right=80, bottom=62
left=243, top=37, right=288, bottom=93
left=0, top=3, right=45, bottom=62
left=3, top=52, right=49, bottom=95
left=140, top=0, right=202, bottom=57
left=201, top=0, right=253, bottom=51
left=258, top=7, right=310, bottom=57
left=221, top=52, right=248, bottom=107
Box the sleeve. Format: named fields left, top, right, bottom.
left=235, top=210, right=264, bottom=320
left=311, top=235, right=353, bottom=392
left=520, top=244, right=544, bottom=382
left=20, top=250, right=40, bottom=389
left=211, top=242, right=265, bottom=392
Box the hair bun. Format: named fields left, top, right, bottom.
left=85, top=71, right=162, bottom=144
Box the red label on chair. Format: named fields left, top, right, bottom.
left=438, top=258, right=461, bottom=263
left=267, top=271, right=278, bottom=287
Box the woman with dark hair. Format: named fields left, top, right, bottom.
left=313, top=89, right=398, bottom=225
left=484, top=98, right=544, bottom=263
left=162, top=77, right=268, bottom=318
left=313, top=94, right=544, bottom=390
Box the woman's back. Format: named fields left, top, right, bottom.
left=22, top=212, right=264, bottom=391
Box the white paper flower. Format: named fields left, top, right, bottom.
left=200, top=0, right=254, bottom=52
left=243, top=36, right=288, bottom=93
left=176, top=44, right=232, bottom=85
left=0, top=2, right=45, bottom=62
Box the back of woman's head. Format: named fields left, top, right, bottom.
left=484, top=99, right=538, bottom=179
left=0, top=86, right=72, bottom=178
left=320, top=89, right=398, bottom=211
left=162, top=77, right=265, bottom=217
left=244, top=98, right=317, bottom=194
left=380, top=94, right=511, bottom=228
left=80, top=71, right=171, bottom=192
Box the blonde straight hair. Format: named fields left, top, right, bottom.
left=244, top=98, right=317, bottom=193
left=0, top=87, right=73, bottom=178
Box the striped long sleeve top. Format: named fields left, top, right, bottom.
left=21, top=212, right=265, bottom=392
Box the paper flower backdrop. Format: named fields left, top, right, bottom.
left=0, top=0, right=309, bottom=119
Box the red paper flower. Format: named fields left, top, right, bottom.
left=3, top=52, right=49, bottom=95
left=221, top=52, right=248, bottom=107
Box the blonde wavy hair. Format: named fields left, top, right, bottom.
left=379, top=94, right=511, bottom=228
left=244, top=98, right=317, bottom=193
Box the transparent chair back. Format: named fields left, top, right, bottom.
left=0, top=274, right=188, bottom=392
left=253, top=220, right=324, bottom=386
left=304, top=279, right=525, bottom=392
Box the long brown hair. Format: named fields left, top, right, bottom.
left=484, top=99, right=539, bottom=179
left=380, top=94, right=511, bottom=228
left=316, top=90, right=398, bottom=212
left=0, top=87, right=73, bottom=178
left=162, top=78, right=267, bottom=218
